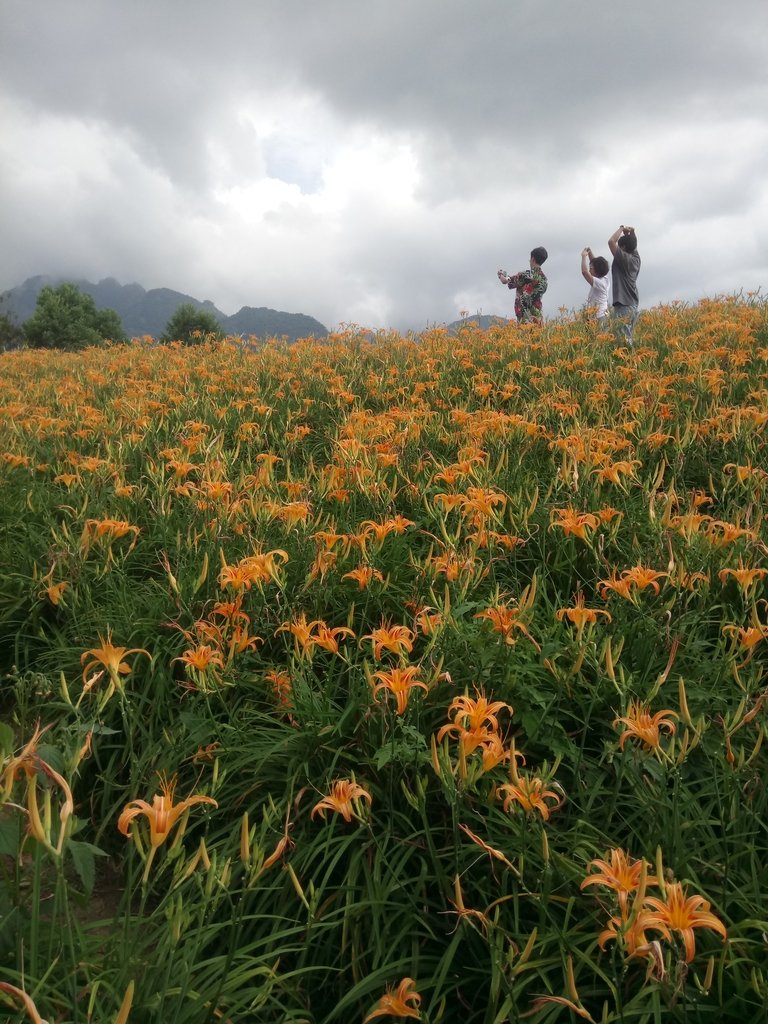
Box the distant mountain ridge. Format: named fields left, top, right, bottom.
left=0, top=276, right=328, bottom=342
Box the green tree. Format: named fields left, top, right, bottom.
left=23, top=283, right=127, bottom=350
left=160, top=304, right=224, bottom=345
left=0, top=312, right=25, bottom=351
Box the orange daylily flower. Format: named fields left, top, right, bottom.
left=596, top=505, right=623, bottom=525
left=357, top=520, right=391, bottom=546
left=342, top=565, right=384, bottom=589
left=459, top=486, right=507, bottom=524
left=363, top=977, right=422, bottom=1022
left=667, top=511, right=713, bottom=541
left=360, top=515, right=415, bottom=542
left=308, top=548, right=338, bottom=581
left=641, top=882, right=728, bottom=962
left=627, top=566, right=669, bottom=592
left=413, top=605, right=444, bottom=636
left=45, top=579, right=69, bottom=605
left=118, top=773, right=217, bottom=884
left=191, top=742, right=221, bottom=764
left=274, top=500, right=313, bottom=528
left=1, top=722, right=74, bottom=856
left=724, top=461, right=764, bottom=483
left=174, top=644, right=225, bottom=673
left=310, top=778, right=373, bottom=823
left=437, top=693, right=512, bottom=754
left=118, top=773, right=217, bottom=849
left=218, top=548, right=288, bottom=590
left=705, top=520, right=757, bottom=548
left=580, top=848, right=657, bottom=915
left=80, top=517, right=140, bottom=561
left=371, top=665, right=428, bottom=714
left=311, top=622, right=355, bottom=654
left=549, top=506, right=600, bottom=542
left=722, top=621, right=768, bottom=649
left=599, top=566, right=668, bottom=601
left=275, top=614, right=353, bottom=658
left=279, top=479, right=309, bottom=499
left=597, top=903, right=654, bottom=957
left=312, top=528, right=350, bottom=553
left=499, top=774, right=565, bottom=823
left=597, top=572, right=633, bottom=601
left=276, top=612, right=316, bottom=657
left=2, top=724, right=51, bottom=802
left=474, top=603, right=539, bottom=649
left=555, top=592, right=611, bottom=639
left=613, top=701, right=678, bottom=752
left=426, top=545, right=483, bottom=582
left=265, top=668, right=294, bottom=714
left=433, top=492, right=466, bottom=513
left=208, top=599, right=248, bottom=624
left=479, top=732, right=512, bottom=772
left=80, top=631, right=150, bottom=696
left=592, top=459, right=641, bottom=486
left=718, top=563, right=768, bottom=595
left=626, top=566, right=669, bottom=592
left=225, top=622, right=263, bottom=658
left=217, top=563, right=256, bottom=591
left=362, top=623, right=416, bottom=660
left=722, top=617, right=768, bottom=666
left=54, top=471, right=79, bottom=487
left=497, top=774, right=564, bottom=820
left=166, top=457, right=197, bottom=478
left=37, top=566, right=70, bottom=606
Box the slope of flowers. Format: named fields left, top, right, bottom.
left=1, top=298, right=767, bottom=1023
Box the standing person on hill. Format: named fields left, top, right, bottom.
left=608, top=225, right=641, bottom=345
left=497, top=246, right=548, bottom=323
left=581, top=247, right=611, bottom=323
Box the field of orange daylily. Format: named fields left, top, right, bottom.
left=1, top=297, right=768, bottom=1023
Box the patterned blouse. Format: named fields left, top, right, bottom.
left=506, top=267, right=547, bottom=323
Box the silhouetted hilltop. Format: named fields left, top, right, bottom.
left=0, top=276, right=328, bottom=342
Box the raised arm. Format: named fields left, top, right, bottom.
left=505, top=270, right=531, bottom=288
left=581, top=248, right=594, bottom=284
left=608, top=226, right=624, bottom=256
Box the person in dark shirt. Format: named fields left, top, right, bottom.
left=608, top=225, right=641, bottom=345
left=497, top=246, right=548, bottom=323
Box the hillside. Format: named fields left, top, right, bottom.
left=0, top=276, right=328, bottom=341
left=446, top=313, right=510, bottom=334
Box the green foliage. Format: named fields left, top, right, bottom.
left=23, top=282, right=127, bottom=350
left=1, top=297, right=768, bottom=1022
left=0, top=311, right=25, bottom=351
left=160, top=302, right=225, bottom=345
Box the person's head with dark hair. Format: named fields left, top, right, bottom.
left=530, top=246, right=548, bottom=267
left=590, top=255, right=610, bottom=278
left=618, top=230, right=637, bottom=254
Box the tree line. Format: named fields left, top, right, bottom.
left=0, top=282, right=224, bottom=351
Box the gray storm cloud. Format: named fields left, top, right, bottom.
left=1, top=0, right=766, bottom=331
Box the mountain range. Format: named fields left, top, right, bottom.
left=0, top=276, right=329, bottom=342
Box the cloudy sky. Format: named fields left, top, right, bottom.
left=1, top=1, right=766, bottom=333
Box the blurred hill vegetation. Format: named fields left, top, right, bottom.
left=0, top=275, right=328, bottom=342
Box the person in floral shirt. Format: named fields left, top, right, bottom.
left=497, top=246, right=548, bottom=323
